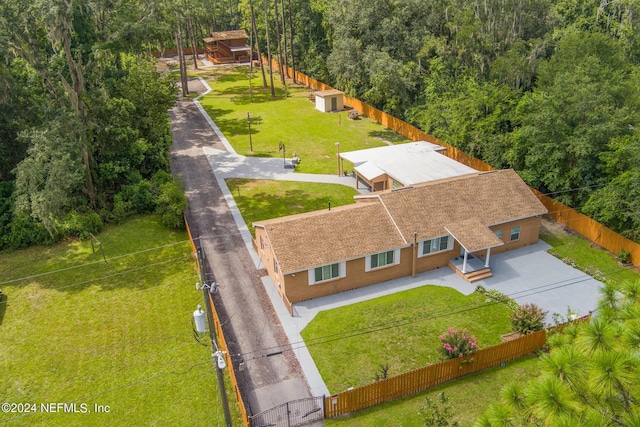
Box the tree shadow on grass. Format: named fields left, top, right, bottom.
left=368, top=129, right=410, bottom=144
left=0, top=293, right=6, bottom=325
left=201, top=106, right=261, bottom=139
left=0, top=217, right=193, bottom=295
left=229, top=88, right=290, bottom=105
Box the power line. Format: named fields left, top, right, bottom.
left=231, top=267, right=629, bottom=363
left=235, top=252, right=639, bottom=360
left=535, top=182, right=608, bottom=197
left=1, top=333, right=192, bottom=361
left=1, top=359, right=211, bottom=424
left=0, top=239, right=194, bottom=287
left=1, top=274, right=199, bottom=329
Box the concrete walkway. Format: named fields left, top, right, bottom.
left=195, top=77, right=604, bottom=399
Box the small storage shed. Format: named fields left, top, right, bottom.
left=315, top=89, right=344, bottom=112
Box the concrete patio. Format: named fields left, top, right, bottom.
left=260, top=240, right=603, bottom=396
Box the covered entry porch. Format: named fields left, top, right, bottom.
left=445, top=218, right=503, bottom=283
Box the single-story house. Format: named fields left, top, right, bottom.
left=254, top=169, right=548, bottom=314
left=339, top=141, right=477, bottom=191
left=203, top=30, right=252, bottom=64
left=315, top=89, right=344, bottom=112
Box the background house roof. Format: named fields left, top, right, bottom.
left=204, top=30, right=249, bottom=42
left=375, top=169, right=548, bottom=242
left=254, top=203, right=405, bottom=274
left=339, top=141, right=477, bottom=186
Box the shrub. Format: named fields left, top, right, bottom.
left=439, top=328, right=478, bottom=359
left=511, top=303, right=547, bottom=335
left=154, top=180, right=187, bottom=229
left=476, top=286, right=519, bottom=310
left=420, top=392, right=460, bottom=427
left=2, top=212, right=54, bottom=250
left=61, top=210, right=104, bottom=239
left=617, top=250, right=631, bottom=264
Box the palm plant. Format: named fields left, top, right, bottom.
left=475, top=280, right=640, bottom=426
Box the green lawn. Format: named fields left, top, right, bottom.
left=325, top=355, right=540, bottom=427
left=540, top=222, right=640, bottom=285
left=226, top=178, right=360, bottom=236
left=0, top=216, right=244, bottom=426
left=301, top=285, right=513, bottom=393
left=199, top=67, right=410, bottom=174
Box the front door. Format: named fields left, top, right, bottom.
left=331, top=97, right=337, bottom=111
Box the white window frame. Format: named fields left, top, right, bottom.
left=494, top=230, right=503, bottom=241
left=365, top=249, right=401, bottom=272
left=419, top=235, right=452, bottom=257
left=308, top=261, right=346, bottom=285
left=510, top=225, right=521, bottom=241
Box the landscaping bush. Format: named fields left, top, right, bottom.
left=439, top=328, right=478, bottom=359
left=61, top=210, right=104, bottom=239
left=475, top=285, right=519, bottom=310
left=420, top=392, right=460, bottom=427
left=154, top=179, right=187, bottom=229
left=511, top=303, right=547, bottom=335
left=2, top=211, right=54, bottom=250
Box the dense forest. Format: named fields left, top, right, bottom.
left=1, top=0, right=639, bottom=250
left=289, top=0, right=640, bottom=243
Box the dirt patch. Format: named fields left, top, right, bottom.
left=500, top=332, right=521, bottom=342
left=374, top=136, right=394, bottom=146
left=540, top=217, right=572, bottom=238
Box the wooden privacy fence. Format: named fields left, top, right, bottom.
left=185, top=219, right=251, bottom=426
left=324, top=330, right=547, bottom=418
left=208, top=292, right=251, bottom=426
left=266, top=59, right=640, bottom=267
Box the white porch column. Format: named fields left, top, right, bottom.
left=462, top=250, right=468, bottom=274
left=485, top=248, right=491, bottom=268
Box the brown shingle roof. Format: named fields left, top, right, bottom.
left=445, top=218, right=503, bottom=252
left=204, top=30, right=249, bottom=42
left=375, top=169, right=547, bottom=241
left=256, top=169, right=547, bottom=273
left=254, top=203, right=406, bottom=273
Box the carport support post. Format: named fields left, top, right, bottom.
left=197, top=247, right=233, bottom=427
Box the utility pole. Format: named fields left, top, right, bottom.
left=196, top=246, right=233, bottom=427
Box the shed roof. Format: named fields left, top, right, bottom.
left=340, top=142, right=477, bottom=187
left=315, top=89, right=344, bottom=98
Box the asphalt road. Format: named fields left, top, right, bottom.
left=169, top=93, right=313, bottom=416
